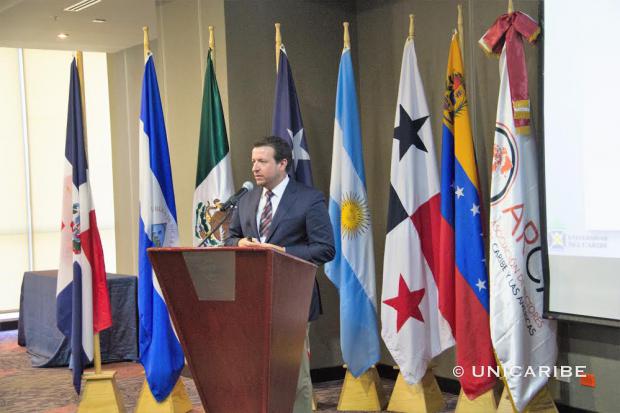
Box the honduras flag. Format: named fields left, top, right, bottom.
left=272, top=45, right=313, bottom=186
left=138, top=54, right=184, bottom=401
left=325, top=47, right=380, bottom=377
left=57, top=57, right=112, bottom=393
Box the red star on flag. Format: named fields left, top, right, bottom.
left=383, top=274, right=425, bottom=332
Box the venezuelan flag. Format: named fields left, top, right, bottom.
left=438, top=32, right=496, bottom=399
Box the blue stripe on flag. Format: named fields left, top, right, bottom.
left=138, top=55, right=184, bottom=401
left=140, top=56, right=177, bottom=221
left=334, top=49, right=366, bottom=187
left=440, top=124, right=455, bottom=227
left=138, top=218, right=184, bottom=400
left=454, top=161, right=489, bottom=312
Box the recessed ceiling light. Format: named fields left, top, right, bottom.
left=57, top=33, right=69, bottom=39
left=92, top=18, right=106, bottom=23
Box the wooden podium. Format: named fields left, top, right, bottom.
left=147, top=247, right=317, bottom=413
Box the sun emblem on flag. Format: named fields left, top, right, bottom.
left=341, top=192, right=369, bottom=239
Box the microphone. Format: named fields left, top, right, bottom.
left=219, top=181, right=254, bottom=211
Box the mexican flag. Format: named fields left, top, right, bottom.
left=192, top=49, right=234, bottom=246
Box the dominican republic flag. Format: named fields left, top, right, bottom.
left=481, top=12, right=557, bottom=412
left=272, top=45, right=313, bottom=186
left=381, top=37, right=455, bottom=386
left=325, top=46, right=380, bottom=378
left=438, top=32, right=496, bottom=399
left=56, top=57, right=112, bottom=393
left=138, top=54, right=184, bottom=401
left=193, top=48, right=234, bottom=246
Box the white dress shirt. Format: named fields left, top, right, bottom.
left=256, top=175, right=289, bottom=243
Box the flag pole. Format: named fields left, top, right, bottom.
left=73, top=51, right=124, bottom=411
left=75, top=50, right=101, bottom=376
left=143, top=26, right=150, bottom=61
left=343, top=22, right=350, bottom=50
left=208, top=25, right=215, bottom=67
left=408, top=14, right=415, bottom=40
left=134, top=25, right=193, bottom=413
left=275, top=23, right=281, bottom=72
left=457, top=4, right=464, bottom=55
left=508, top=0, right=514, bottom=13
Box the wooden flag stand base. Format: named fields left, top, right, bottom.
left=496, top=385, right=558, bottom=413
left=455, top=388, right=497, bottom=413
left=78, top=370, right=125, bottom=413
left=387, top=369, right=445, bottom=413
left=312, top=390, right=318, bottom=411
left=134, top=378, right=192, bottom=413
left=337, top=365, right=387, bottom=411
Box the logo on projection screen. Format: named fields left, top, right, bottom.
left=491, top=124, right=518, bottom=205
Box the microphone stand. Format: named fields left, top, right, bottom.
left=197, top=207, right=234, bottom=248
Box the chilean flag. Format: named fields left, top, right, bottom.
left=56, top=57, right=112, bottom=393
left=438, top=33, right=496, bottom=399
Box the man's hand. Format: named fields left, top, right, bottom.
left=238, top=237, right=285, bottom=253
left=260, top=243, right=285, bottom=253
left=238, top=237, right=260, bottom=247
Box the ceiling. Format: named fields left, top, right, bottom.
left=0, top=0, right=159, bottom=53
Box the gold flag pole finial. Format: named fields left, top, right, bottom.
left=508, top=0, right=514, bottom=13
left=208, top=25, right=215, bottom=51
left=143, top=26, right=150, bottom=61
left=275, top=23, right=282, bottom=72
left=208, top=25, right=215, bottom=66
left=343, top=22, right=350, bottom=50
left=457, top=4, right=464, bottom=53
left=408, top=14, right=415, bottom=40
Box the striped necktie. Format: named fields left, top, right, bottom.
left=259, top=190, right=274, bottom=239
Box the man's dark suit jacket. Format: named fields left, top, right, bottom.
left=224, top=179, right=335, bottom=321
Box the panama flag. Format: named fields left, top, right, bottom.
left=381, top=38, right=455, bottom=385
left=138, top=54, right=185, bottom=401
left=481, top=12, right=557, bottom=411
left=438, top=32, right=496, bottom=398
left=325, top=46, right=380, bottom=377
left=193, top=49, right=234, bottom=246
left=56, top=57, right=112, bottom=393
left=272, top=45, right=313, bottom=186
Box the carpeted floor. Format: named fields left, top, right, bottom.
left=0, top=330, right=457, bottom=412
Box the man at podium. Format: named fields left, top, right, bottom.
left=225, top=136, right=335, bottom=413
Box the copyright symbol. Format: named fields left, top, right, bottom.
left=453, top=365, right=464, bottom=377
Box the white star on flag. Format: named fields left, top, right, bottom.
left=455, top=186, right=464, bottom=199
left=288, top=128, right=310, bottom=169
left=476, top=279, right=487, bottom=291
left=470, top=203, right=480, bottom=216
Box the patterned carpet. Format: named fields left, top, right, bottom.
left=0, top=330, right=457, bottom=412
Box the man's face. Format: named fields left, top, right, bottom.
left=251, top=146, right=287, bottom=189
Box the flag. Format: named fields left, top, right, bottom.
left=481, top=12, right=557, bottom=411
left=438, top=32, right=496, bottom=398
left=138, top=54, right=184, bottom=401
left=193, top=49, right=234, bottom=246
left=56, top=57, right=112, bottom=393
left=272, top=45, right=313, bottom=186
left=381, top=38, right=455, bottom=385
left=325, top=46, right=380, bottom=377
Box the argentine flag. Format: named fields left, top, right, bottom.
left=138, top=54, right=184, bottom=401
left=325, top=47, right=380, bottom=377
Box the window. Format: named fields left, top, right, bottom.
left=0, top=48, right=115, bottom=313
